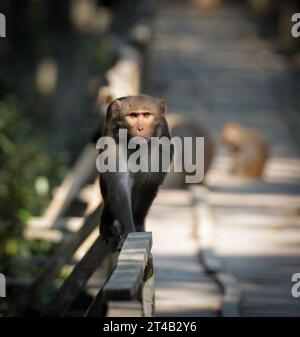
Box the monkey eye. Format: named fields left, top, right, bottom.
left=143, top=112, right=151, bottom=118
left=128, top=112, right=138, bottom=119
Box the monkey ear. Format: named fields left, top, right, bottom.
left=113, top=99, right=122, bottom=110
left=105, top=94, right=114, bottom=105
left=98, top=87, right=114, bottom=106
left=106, top=99, right=122, bottom=122
left=158, top=99, right=166, bottom=115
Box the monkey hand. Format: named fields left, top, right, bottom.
left=116, top=225, right=136, bottom=251
left=116, top=233, right=128, bottom=252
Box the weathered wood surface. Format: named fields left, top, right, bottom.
left=199, top=249, right=241, bottom=317
left=85, top=289, right=106, bottom=317
left=210, top=191, right=300, bottom=317
left=106, top=301, right=143, bottom=317
left=24, top=227, right=69, bottom=243
left=142, top=273, right=155, bottom=317
left=85, top=232, right=153, bottom=317
left=147, top=190, right=221, bottom=317
left=27, top=217, right=83, bottom=232
left=216, top=272, right=241, bottom=317
left=101, top=261, right=155, bottom=317
left=102, top=232, right=152, bottom=301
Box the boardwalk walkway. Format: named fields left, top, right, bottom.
left=147, top=1, right=300, bottom=317
left=148, top=190, right=221, bottom=317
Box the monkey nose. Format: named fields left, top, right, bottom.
left=137, top=127, right=144, bottom=132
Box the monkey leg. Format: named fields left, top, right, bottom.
left=99, top=205, right=116, bottom=243
left=133, top=183, right=160, bottom=232
left=101, top=171, right=137, bottom=251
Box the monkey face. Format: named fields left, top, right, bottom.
left=124, top=110, right=156, bottom=139
left=107, top=95, right=166, bottom=140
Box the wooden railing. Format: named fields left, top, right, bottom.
left=86, top=232, right=154, bottom=317
left=43, top=232, right=154, bottom=317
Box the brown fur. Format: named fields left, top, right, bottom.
left=222, top=122, right=269, bottom=177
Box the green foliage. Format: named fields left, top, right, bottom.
left=87, top=36, right=115, bottom=74
left=0, top=97, right=67, bottom=272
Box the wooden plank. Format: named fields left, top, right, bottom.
left=73, top=228, right=99, bottom=261
left=6, top=277, right=63, bottom=288
left=192, top=180, right=300, bottom=213
left=213, top=212, right=300, bottom=229
left=42, top=144, right=97, bottom=226
left=28, top=217, right=83, bottom=232
left=103, top=232, right=152, bottom=301
left=192, top=187, right=223, bottom=273
left=18, top=204, right=102, bottom=314
left=24, top=227, right=68, bottom=243
left=143, top=273, right=154, bottom=317
left=209, top=181, right=300, bottom=196
left=200, top=249, right=223, bottom=274
left=209, top=192, right=300, bottom=209
left=44, top=236, right=111, bottom=316
left=85, top=289, right=106, bottom=317
left=191, top=186, right=217, bottom=248
left=78, top=184, right=100, bottom=204
left=106, top=301, right=143, bottom=317
left=216, top=272, right=241, bottom=317
left=200, top=249, right=241, bottom=317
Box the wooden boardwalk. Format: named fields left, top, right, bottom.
left=147, top=1, right=300, bottom=317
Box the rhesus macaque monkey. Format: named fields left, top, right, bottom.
left=97, top=95, right=172, bottom=250
left=222, top=122, right=269, bottom=177
left=162, top=114, right=214, bottom=189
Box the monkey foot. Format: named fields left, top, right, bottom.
left=116, top=234, right=127, bottom=252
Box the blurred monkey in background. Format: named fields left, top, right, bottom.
left=222, top=122, right=269, bottom=177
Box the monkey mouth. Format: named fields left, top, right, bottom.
left=134, top=134, right=151, bottom=141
